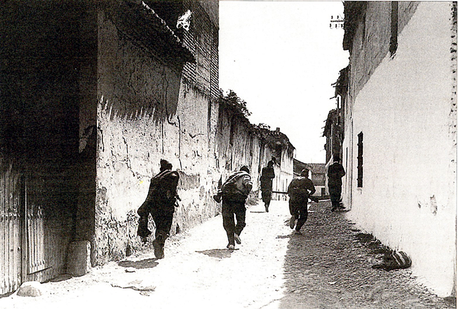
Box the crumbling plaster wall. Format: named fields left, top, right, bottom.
left=91, top=2, right=292, bottom=265
left=215, top=109, right=264, bottom=195
left=277, top=148, right=294, bottom=200
left=172, top=83, right=222, bottom=233
left=215, top=112, right=295, bottom=203
left=93, top=10, right=220, bottom=264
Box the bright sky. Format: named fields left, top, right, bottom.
left=219, top=1, right=349, bottom=163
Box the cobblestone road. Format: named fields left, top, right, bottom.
left=275, top=201, right=455, bottom=309
left=1, top=200, right=456, bottom=309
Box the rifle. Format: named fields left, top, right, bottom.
left=213, top=176, right=223, bottom=203
left=271, top=191, right=319, bottom=203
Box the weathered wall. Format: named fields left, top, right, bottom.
left=342, top=2, right=456, bottom=297
left=172, top=82, right=222, bottom=232
left=347, top=2, right=420, bottom=105
left=216, top=109, right=248, bottom=172
left=215, top=109, right=295, bottom=202
left=272, top=147, right=294, bottom=201
left=89, top=0, right=294, bottom=266
left=0, top=0, right=294, bottom=292
left=93, top=2, right=222, bottom=264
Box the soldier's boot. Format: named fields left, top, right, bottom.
left=153, top=231, right=168, bottom=259
left=137, top=216, right=152, bottom=241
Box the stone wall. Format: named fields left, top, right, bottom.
left=0, top=0, right=293, bottom=291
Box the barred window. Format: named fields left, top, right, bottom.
left=357, top=132, right=363, bottom=188
left=390, top=1, right=399, bottom=57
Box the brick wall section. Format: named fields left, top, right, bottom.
left=182, top=0, right=219, bottom=100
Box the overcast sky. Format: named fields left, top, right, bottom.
left=219, top=1, right=349, bottom=163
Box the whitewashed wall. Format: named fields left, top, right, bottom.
left=342, top=2, right=456, bottom=297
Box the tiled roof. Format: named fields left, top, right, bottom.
left=305, top=163, right=326, bottom=174
left=293, top=159, right=326, bottom=175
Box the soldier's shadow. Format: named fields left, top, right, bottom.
left=118, top=258, right=159, bottom=269
left=196, top=248, right=238, bottom=259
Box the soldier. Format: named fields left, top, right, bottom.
left=327, top=155, right=346, bottom=212
left=137, top=159, right=180, bottom=259
left=287, top=169, right=315, bottom=235
left=220, top=166, right=253, bottom=250
left=260, top=160, right=275, bottom=212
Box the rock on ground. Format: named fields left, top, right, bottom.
left=16, top=282, right=43, bottom=297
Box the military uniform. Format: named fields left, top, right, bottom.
left=137, top=160, right=179, bottom=258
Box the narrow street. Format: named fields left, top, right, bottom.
left=1, top=200, right=455, bottom=309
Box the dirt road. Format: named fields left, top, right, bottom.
left=1, top=200, right=455, bottom=309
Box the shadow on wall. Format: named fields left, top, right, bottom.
left=100, top=1, right=191, bottom=124
left=100, top=73, right=181, bottom=124
left=98, top=33, right=183, bottom=123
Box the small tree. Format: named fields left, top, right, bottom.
left=257, top=123, right=271, bottom=130
left=218, top=89, right=251, bottom=118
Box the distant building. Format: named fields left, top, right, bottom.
left=255, top=127, right=295, bottom=201
left=293, top=159, right=326, bottom=197
left=306, top=163, right=327, bottom=197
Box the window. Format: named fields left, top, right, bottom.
left=361, top=13, right=366, bottom=49
left=357, top=132, right=363, bottom=187
left=390, top=1, right=399, bottom=57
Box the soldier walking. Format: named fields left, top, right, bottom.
left=327, top=155, right=346, bottom=212
left=260, top=160, right=275, bottom=212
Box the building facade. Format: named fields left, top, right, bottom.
left=338, top=1, right=456, bottom=297
left=0, top=0, right=295, bottom=295
left=257, top=127, right=295, bottom=201
left=293, top=159, right=326, bottom=197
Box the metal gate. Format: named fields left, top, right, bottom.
left=0, top=165, right=47, bottom=295
left=0, top=165, right=22, bottom=294
left=26, top=188, right=46, bottom=275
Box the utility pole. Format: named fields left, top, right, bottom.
left=330, top=15, right=344, bottom=29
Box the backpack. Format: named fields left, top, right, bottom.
left=288, top=178, right=310, bottom=201
left=221, top=171, right=252, bottom=200
left=146, top=170, right=180, bottom=209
